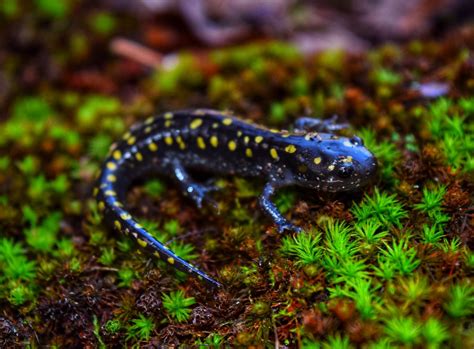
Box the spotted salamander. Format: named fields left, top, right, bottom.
left=95, top=109, right=377, bottom=288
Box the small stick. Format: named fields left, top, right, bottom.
left=110, top=38, right=163, bottom=68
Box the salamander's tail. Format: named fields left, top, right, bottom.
left=94, top=154, right=222, bottom=289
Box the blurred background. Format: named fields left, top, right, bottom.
left=2, top=0, right=474, bottom=113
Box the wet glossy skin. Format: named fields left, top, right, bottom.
left=95, top=109, right=377, bottom=288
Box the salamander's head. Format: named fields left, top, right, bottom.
left=292, top=133, right=378, bottom=192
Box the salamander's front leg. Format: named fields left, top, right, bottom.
left=294, top=115, right=349, bottom=133
left=171, top=160, right=219, bottom=210
left=259, top=182, right=303, bottom=233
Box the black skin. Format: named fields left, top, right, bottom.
left=95, top=109, right=378, bottom=288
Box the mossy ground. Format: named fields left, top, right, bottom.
left=0, top=2, right=473, bottom=348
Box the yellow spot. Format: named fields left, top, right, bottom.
left=93, top=187, right=99, bottom=196
left=167, top=257, right=175, bottom=264
left=148, top=142, right=158, bottom=151
left=164, top=120, right=173, bottom=128
left=228, top=140, right=237, bottom=151
left=135, top=152, right=143, bottom=161
left=313, top=157, right=322, bottom=165
left=114, top=220, right=121, bottom=230
left=212, top=123, right=219, bottom=129
left=222, top=118, right=233, bottom=126
left=165, top=136, right=173, bottom=145
left=120, top=213, right=131, bottom=220
left=164, top=112, right=173, bottom=119
left=134, top=223, right=143, bottom=229
left=145, top=116, right=154, bottom=124
left=190, top=118, right=203, bottom=129
left=282, top=133, right=290, bottom=138
left=127, top=136, right=136, bottom=145
left=210, top=135, right=218, bottom=148
left=145, top=126, right=152, bottom=134
left=105, top=190, right=116, bottom=196
left=113, top=150, right=122, bottom=160
left=113, top=201, right=123, bottom=207
left=245, top=148, right=253, bottom=157
left=244, top=136, right=250, bottom=144
left=177, top=136, right=186, bottom=150
left=153, top=251, right=161, bottom=258
left=197, top=137, right=206, bottom=149
left=107, top=174, right=116, bottom=182
left=328, top=165, right=335, bottom=171
left=123, top=132, right=131, bottom=140
left=98, top=201, right=105, bottom=211
left=270, top=129, right=279, bottom=133
left=237, top=130, right=242, bottom=137
left=270, top=148, right=279, bottom=160
left=342, top=156, right=353, bottom=163
left=255, top=136, right=263, bottom=144
left=107, top=162, right=117, bottom=171
left=285, top=145, right=297, bottom=153
left=137, top=239, right=147, bottom=248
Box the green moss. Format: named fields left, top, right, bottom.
left=0, top=0, right=18, bottom=17
left=162, top=290, right=196, bottom=323
left=379, top=238, right=420, bottom=276
left=98, top=247, right=116, bottom=266
left=444, top=283, right=474, bottom=318
left=144, top=179, right=166, bottom=197
left=371, top=68, right=402, bottom=86
left=23, top=209, right=62, bottom=252
left=322, top=334, right=353, bottom=349
left=421, top=318, right=449, bottom=348
left=34, top=0, right=70, bottom=18
left=118, top=268, right=135, bottom=288
left=270, top=102, right=286, bottom=124
left=92, top=315, right=107, bottom=349
left=384, top=316, right=421, bottom=345
left=280, top=229, right=322, bottom=267
left=126, top=315, right=155, bottom=341
left=88, top=134, right=113, bottom=160
left=105, top=319, right=122, bottom=334
left=358, top=129, right=401, bottom=182
left=89, top=12, right=117, bottom=35
left=353, top=220, right=388, bottom=245
left=351, top=188, right=407, bottom=228
left=76, top=95, right=121, bottom=129
left=12, top=96, right=53, bottom=121
left=428, top=98, right=474, bottom=172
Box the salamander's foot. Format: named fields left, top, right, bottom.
left=186, top=183, right=219, bottom=211
left=276, top=220, right=303, bottom=234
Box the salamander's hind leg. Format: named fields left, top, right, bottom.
left=171, top=159, right=219, bottom=210
left=259, top=182, right=303, bottom=233
left=294, top=115, right=349, bottom=133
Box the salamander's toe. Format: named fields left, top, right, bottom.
left=276, top=221, right=303, bottom=234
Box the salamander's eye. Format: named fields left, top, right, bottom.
left=350, top=136, right=363, bottom=146
left=337, top=163, right=354, bottom=178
